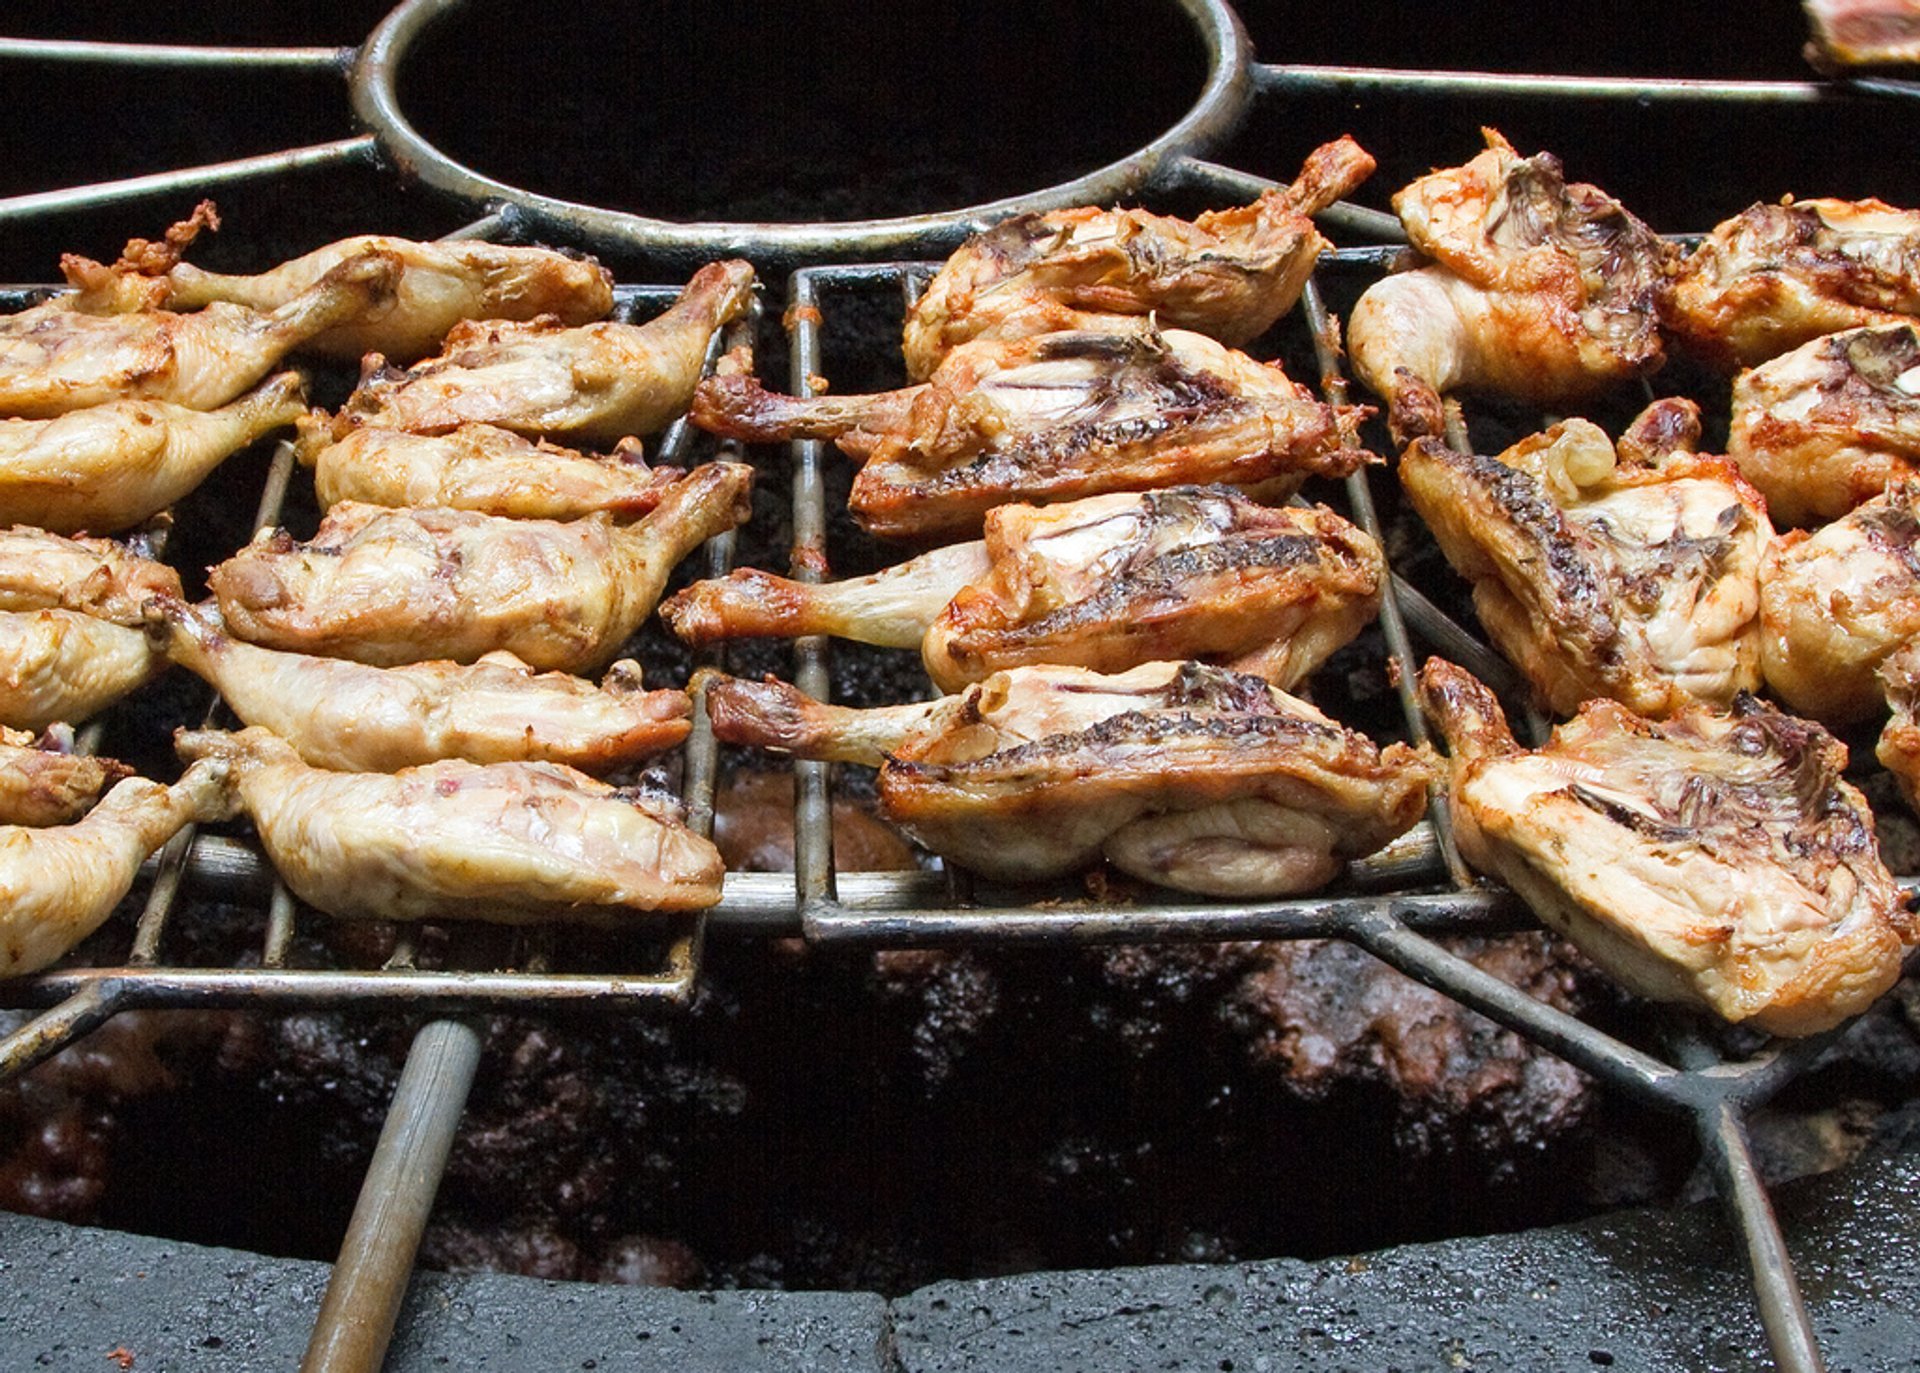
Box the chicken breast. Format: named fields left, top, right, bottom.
left=178, top=727, right=723, bottom=922
left=0, top=610, right=160, bottom=732
left=1422, top=656, right=1913, bottom=1037
left=0, top=526, right=180, bottom=623
left=0, top=725, right=132, bottom=828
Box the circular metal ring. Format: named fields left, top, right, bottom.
left=350, top=0, right=1255, bottom=267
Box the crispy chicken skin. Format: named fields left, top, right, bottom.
left=1421, top=657, right=1913, bottom=1037
left=0, top=527, right=180, bottom=623
left=693, top=323, right=1371, bottom=541
left=333, top=259, right=755, bottom=445
left=901, top=136, right=1376, bottom=379
left=208, top=461, right=751, bottom=672
left=1877, top=639, right=1920, bottom=813
left=1401, top=403, right=1770, bottom=717
left=0, top=372, right=305, bottom=533
left=0, top=726, right=132, bottom=828
left=62, top=207, right=614, bottom=363
left=703, top=660, right=1431, bottom=897
left=0, top=611, right=160, bottom=732
left=294, top=417, right=681, bottom=522
left=1662, top=197, right=1920, bottom=370
left=1759, top=479, right=1920, bottom=724
left=1728, top=322, right=1920, bottom=525
left=0, top=758, right=226, bottom=977
left=149, top=596, right=689, bottom=774
left=0, top=250, right=398, bottom=418
left=178, top=727, right=723, bottom=922
left=664, top=487, right=1383, bottom=692
left=1804, top=0, right=1920, bottom=69
left=1348, top=130, right=1672, bottom=441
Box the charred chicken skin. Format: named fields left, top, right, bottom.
left=692, top=323, right=1371, bottom=541
left=178, top=727, right=723, bottom=922
left=1662, top=196, right=1920, bottom=370
left=332, top=259, right=755, bottom=446
left=0, top=249, right=398, bottom=418
left=1422, top=657, right=1914, bottom=1037
left=208, top=461, right=751, bottom=672
left=703, top=660, right=1431, bottom=897
left=663, top=486, right=1383, bottom=692
left=0, top=726, right=131, bottom=828
left=1347, top=130, right=1672, bottom=442
left=901, top=136, right=1377, bottom=379
left=150, top=597, right=690, bottom=774
left=1727, top=322, right=1920, bottom=525
left=1759, top=479, right=1920, bottom=724
left=0, top=526, right=180, bottom=624
left=1401, top=402, right=1770, bottom=717
left=61, top=205, right=614, bottom=363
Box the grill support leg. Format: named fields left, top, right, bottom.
left=301, top=1017, right=483, bottom=1373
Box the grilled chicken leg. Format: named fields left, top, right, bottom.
left=150, top=597, right=690, bottom=773
left=703, top=660, right=1431, bottom=896
left=0, top=610, right=161, bottom=731
left=0, top=726, right=132, bottom=828
left=902, top=135, right=1377, bottom=378
left=0, top=526, right=180, bottom=622
left=1347, top=130, right=1672, bottom=441
left=693, top=323, right=1371, bottom=540
left=209, top=461, right=751, bottom=671
left=664, top=487, right=1383, bottom=691
left=0, top=372, right=305, bottom=532
left=333, top=259, right=755, bottom=444
left=178, top=727, right=723, bottom=922
left=1402, top=404, right=1770, bottom=717
left=0, top=250, right=399, bottom=418
left=0, top=758, right=226, bottom=977
left=1422, top=657, right=1913, bottom=1037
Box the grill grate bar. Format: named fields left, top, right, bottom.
left=787, top=270, right=838, bottom=915
left=1255, top=62, right=1840, bottom=103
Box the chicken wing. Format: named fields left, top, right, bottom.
left=150, top=596, right=689, bottom=773
left=0, top=758, right=226, bottom=977
left=1661, top=197, right=1920, bottom=370
left=177, top=727, right=723, bottom=922
left=1401, top=404, right=1770, bottom=716
left=208, top=460, right=751, bottom=671
left=0, top=726, right=131, bottom=828
left=1347, top=130, right=1672, bottom=441
left=901, top=136, right=1376, bottom=379
left=0, top=250, right=397, bottom=418
left=0, top=610, right=160, bottom=731
left=62, top=209, right=613, bottom=362
left=332, top=259, right=755, bottom=445
left=693, top=323, right=1371, bottom=541
left=0, top=372, right=305, bottom=533
left=1421, top=657, right=1912, bottom=1037
left=1726, top=322, right=1920, bottom=525
left=293, top=418, right=682, bottom=522
left=703, top=660, right=1431, bottom=897
left=0, top=526, right=180, bottom=623
left=1759, top=479, right=1920, bottom=724
left=664, top=487, right=1383, bottom=691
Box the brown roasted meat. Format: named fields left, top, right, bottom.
left=1877, top=639, right=1920, bottom=813
left=663, top=486, right=1383, bottom=691
left=0, top=726, right=132, bottom=828
left=1401, top=403, right=1770, bottom=717
left=692, top=323, right=1371, bottom=541
left=901, top=136, right=1376, bottom=378
left=703, top=659, right=1431, bottom=897
left=1422, top=657, right=1914, bottom=1037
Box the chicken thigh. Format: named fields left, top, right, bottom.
left=0, top=610, right=161, bottom=731
left=0, top=726, right=131, bottom=828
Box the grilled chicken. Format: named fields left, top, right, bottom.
left=208, top=461, right=751, bottom=671
left=0, top=372, right=305, bottom=533
left=0, top=250, right=398, bottom=418
left=293, top=417, right=681, bottom=522
left=1877, top=639, right=1920, bottom=813
left=1804, top=0, right=1920, bottom=69
left=332, top=259, right=755, bottom=445
left=0, top=726, right=131, bottom=828
left=178, top=727, right=723, bottom=922
left=1422, top=656, right=1913, bottom=1037
left=0, top=526, right=180, bottom=623
left=1727, top=322, right=1920, bottom=525
left=1662, top=197, right=1920, bottom=370
left=150, top=596, right=690, bottom=774
left=901, top=136, right=1376, bottom=379
left=0, top=610, right=160, bottom=731
left=663, top=487, right=1383, bottom=692
left=693, top=323, right=1371, bottom=541
left=1347, top=130, right=1672, bottom=441
left=0, top=758, right=226, bottom=977
left=703, top=660, right=1431, bottom=896
left=1401, top=403, right=1770, bottom=716
left=62, top=208, right=613, bottom=362
left=1759, top=479, right=1920, bottom=724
